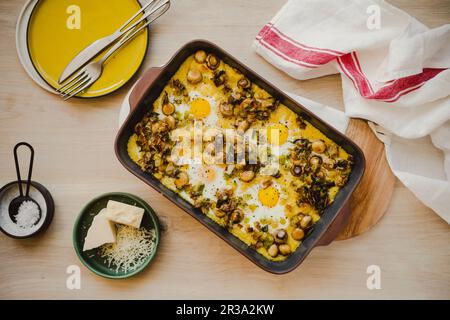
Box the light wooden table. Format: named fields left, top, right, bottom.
left=1, top=0, right=449, bottom=299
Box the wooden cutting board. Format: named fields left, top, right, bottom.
left=336, top=119, right=396, bottom=240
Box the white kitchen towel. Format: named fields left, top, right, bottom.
left=286, top=93, right=349, bottom=133
left=253, top=0, right=450, bottom=222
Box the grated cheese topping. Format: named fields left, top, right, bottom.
left=99, top=224, right=156, bottom=273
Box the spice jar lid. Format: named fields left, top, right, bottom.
left=0, top=180, right=54, bottom=239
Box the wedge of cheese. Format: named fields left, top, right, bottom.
left=83, top=209, right=116, bottom=251
left=104, top=200, right=144, bottom=228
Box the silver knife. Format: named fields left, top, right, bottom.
left=58, top=0, right=159, bottom=84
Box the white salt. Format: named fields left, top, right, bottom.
left=0, top=183, right=47, bottom=237
left=16, top=200, right=40, bottom=229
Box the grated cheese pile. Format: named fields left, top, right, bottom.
left=99, top=224, right=156, bottom=273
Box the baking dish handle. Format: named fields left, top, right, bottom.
left=129, top=67, right=164, bottom=111
left=316, top=201, right=352, bottom=246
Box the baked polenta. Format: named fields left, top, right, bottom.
left=128, top=51, right=352, bottom=261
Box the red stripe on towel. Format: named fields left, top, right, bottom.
left=338, top=54, right=374, bottom=97
left=270, top=24, right=344, bottom=56
left=257, top=38, right=318, bottom=68
left=351, top=52, right=374, bottom=94
left=338, top=54, right=446, bottom=102
left=257, top=28, right=336, bottom=67
left=256, top=23, right=447, bottom=102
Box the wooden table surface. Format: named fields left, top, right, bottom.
left=1, top=0, right=449, bottom=299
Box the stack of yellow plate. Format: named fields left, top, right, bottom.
left=17, top=0, right=149, bottom=98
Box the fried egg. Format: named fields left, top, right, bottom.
left=190, top=98, right=211, bottom=119
left=258, top=185, right=280, bottom=208
left=240, top=180, right=288, bottom=230
left=262, top=122, right=294, bottom=161
left=174, top=91, right=219, bottom=127
left=190, top=91, right=218, bottom=126
left=267, top=123, right=289, bottom=146
left=185, top=162, right=228, bottom=200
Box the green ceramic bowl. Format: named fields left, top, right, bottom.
left=73, top=192, right=160, bottom=279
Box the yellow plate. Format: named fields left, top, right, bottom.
left=27, top=0, right=148, bottom=98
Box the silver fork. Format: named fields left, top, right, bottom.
left=57, top=0, right=170, bottom=100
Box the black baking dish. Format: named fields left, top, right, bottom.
left=115, top=40, right=365, bottom=274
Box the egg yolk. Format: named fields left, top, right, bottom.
left=199, top=166, right=216, bottom=183
left=190, top=98, right=211, bottom=119
left=258, top=185, right=280, bottom=207
left=267, top=123, right=289, bottom=146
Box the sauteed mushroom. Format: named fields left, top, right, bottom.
left=162, top=102, right=175, bottom=116
left=335, top=175, right=347, bottom=187
left=214, top=208, right=227, bottom=218
left=268, top=244, right=279, bottom=257
left=237, top=77, right=251, bottom=89
left=312, top=140, right=326, bottom=153
left=206, top=54, right=220, bottom=70
left=279, top=244, right=291, bottom=256
left=300, top=215, right=312, bottom=229
left=229, top=92, right=242, bottom=104
left=274, top=229, right=288, bottom=244
left=238, top=98, right=252, bottom=110
left=315, top=169, right=326, bottom=180
left=151, top=122, right=162, bottom=133
left=219, top=102, right=234, bottom=117
left=230, top=208, right=244, bottom=224
left=292, top=228, right=305, bottom=241
left=187, top=69, right=203, bottom=84
left=327, top=144, right=338, bottom=157
left=294, top=138, right=310, bottom=149
left=165, top=163, right=177, bottom=176
left=165, top=115, right=176, bottom=129
left=322, top=157, right=335, bottom=169
left=213, top=70, right=227, bottom=86
left=239, top=170, right=255, bottom=182
left=309, top=156, right=322, bottom=167
left=261, top=177, right=273, bottom=189
left=237, top=120, right=250, bottom=133
left=290, top=165, right=302, bottom=177
left=194, top=50, right=207, bottom=63
left=271, top=170, right=281, bottom=179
